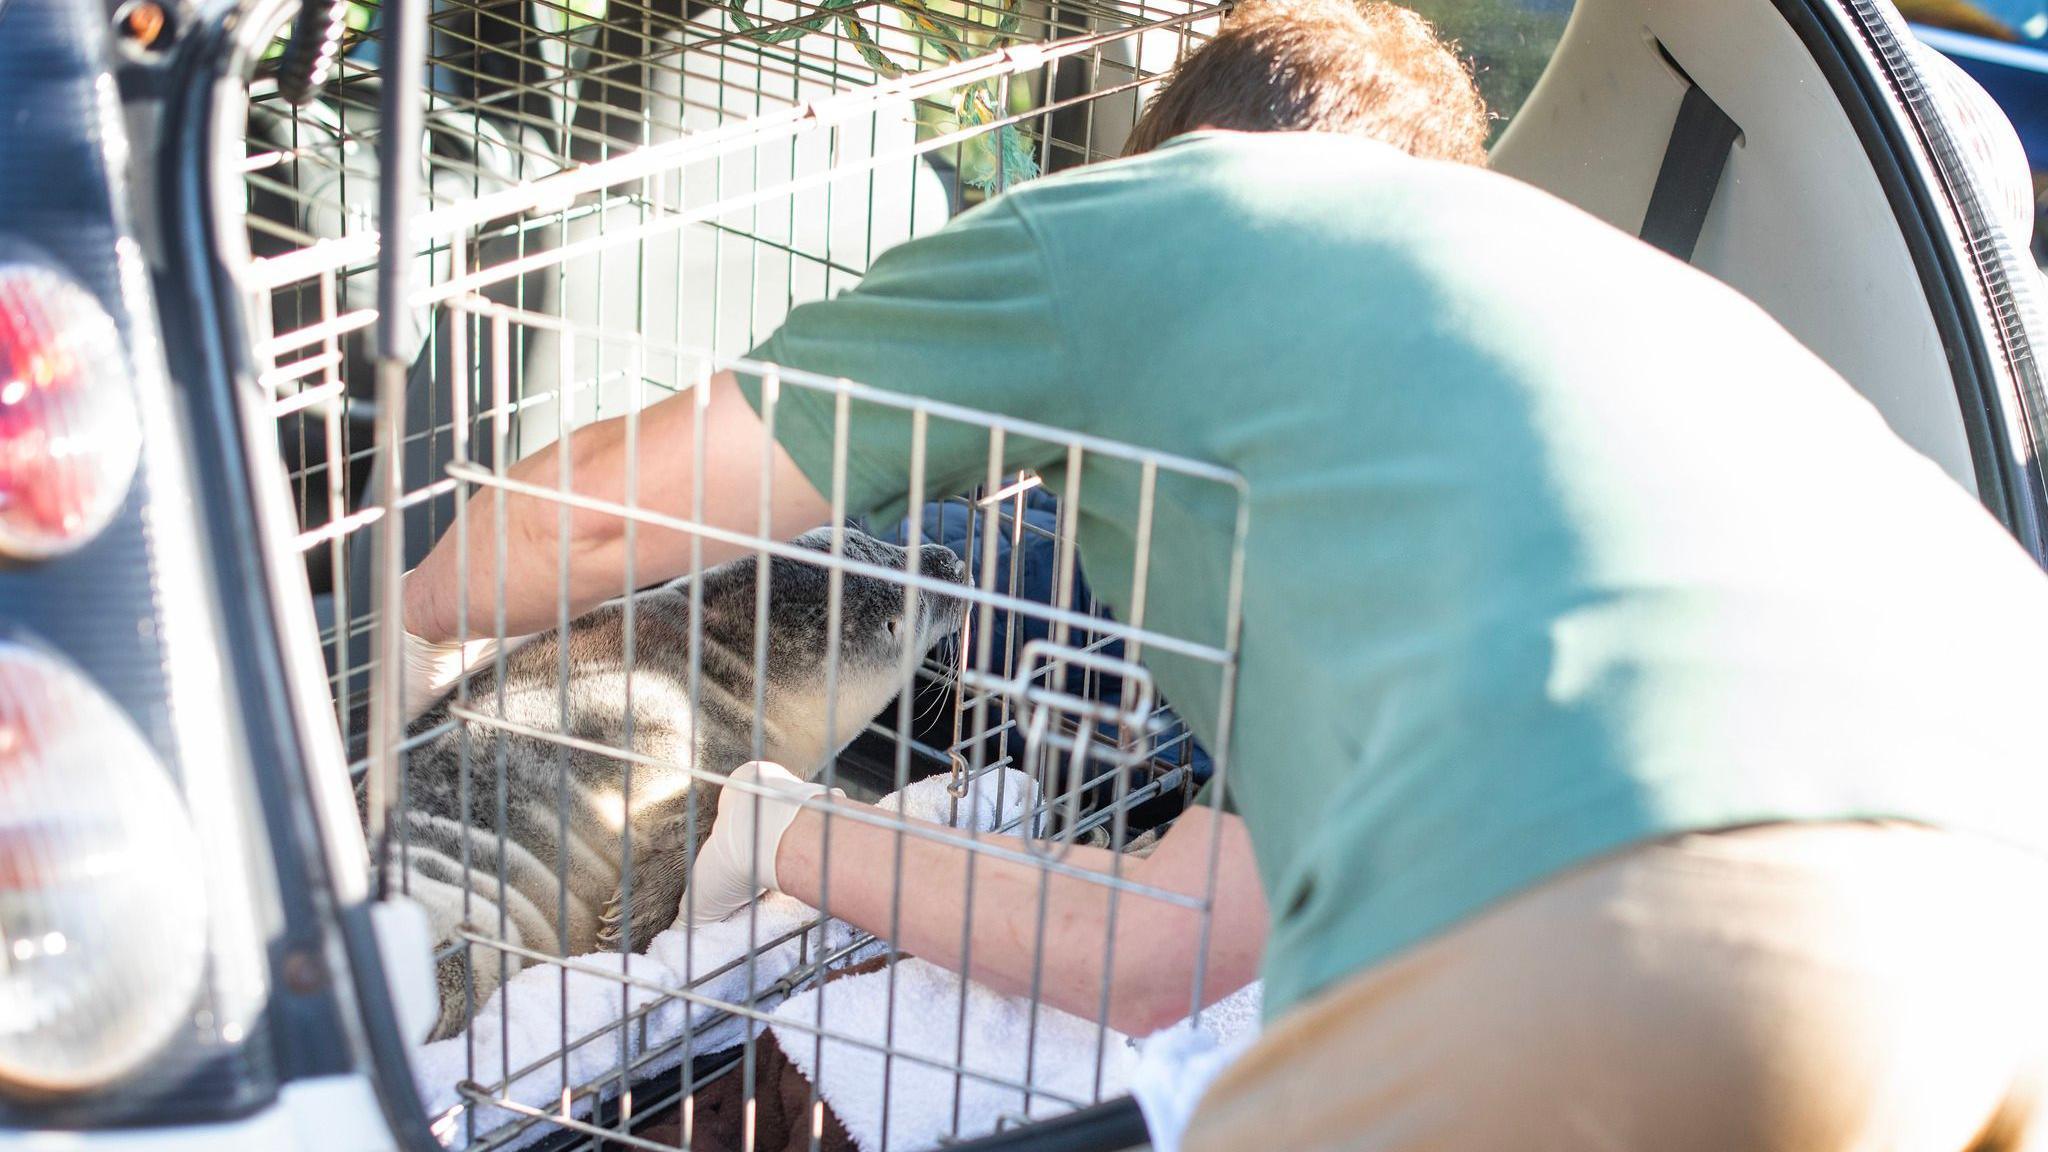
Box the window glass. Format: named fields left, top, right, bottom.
left=1898, top=2, right=2048, bottom=263
left=1402, top=0, right=1575, bottom=137
left=1900, top=0, right=2048, bottom=43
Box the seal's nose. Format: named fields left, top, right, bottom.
left=919, top=544, right=968, bottom=585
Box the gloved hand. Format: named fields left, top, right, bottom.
left=400, top=628, right=531, bottom=723
left=680, top=761, right=840, bottom=924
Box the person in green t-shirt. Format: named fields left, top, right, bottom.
left=399, top=1, right=2048, bottom=1146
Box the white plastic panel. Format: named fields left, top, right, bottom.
left=1492, top=0, right=1977, bottom=493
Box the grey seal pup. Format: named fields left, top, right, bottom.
left=368, top=526, right=968, bottom=1038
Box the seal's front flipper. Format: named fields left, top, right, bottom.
left=601, top=787, right=714, bottom=951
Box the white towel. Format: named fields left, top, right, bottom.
left=1181, top=980, right=1263, bottom=1047
left=415, top=891, right=855, bottom=1149
left=768, top=932, right=1265, bottom=1152
left=414, top=768, right=1038, bottom=1150
left=1126, top=990, right=1265, bottom=1152
left=771, top=959, right=1135, bottom=1152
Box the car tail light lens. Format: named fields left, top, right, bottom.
left=0, top=258, right=142, bottom=561
left=0, top=639, right=209, bottom=1096
left=1912, top=38, right=2039, bottom=246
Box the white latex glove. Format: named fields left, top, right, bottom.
left=680, top=761, right=840, bottom=924
left=400, top=628, right=531, bottom=723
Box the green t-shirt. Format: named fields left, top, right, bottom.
left=746, top=130, right=2048, bottom=1018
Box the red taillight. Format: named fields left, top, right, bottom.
left=0, top=639, right=209, bottom=1096
left=0, top=259, right=141, bottom=561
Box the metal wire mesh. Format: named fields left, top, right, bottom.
left=225, top=0, right=1244, bottom=1148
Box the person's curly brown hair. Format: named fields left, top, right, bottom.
left=1122, top=0, right=1491, bottom=164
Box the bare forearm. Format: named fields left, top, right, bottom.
left=401, top=412, right=674, bottom=641
left=774, top=804, right=1265, bottom=1035
left=403, top=372, right=832, bottom=642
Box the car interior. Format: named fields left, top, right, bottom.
left=1487, top=0, right=1978, bottom=493
left=189, top=0, right=2038, bottom=1141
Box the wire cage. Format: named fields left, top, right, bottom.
left=222, top=0, right=1250, bottom=1147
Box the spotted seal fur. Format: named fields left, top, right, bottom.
left=370, top=527, right=968, bottom=1039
